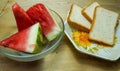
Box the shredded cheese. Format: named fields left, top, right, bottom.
left=72, top=31, right=91, bottom=48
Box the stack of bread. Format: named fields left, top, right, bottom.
left=67, top=2, right=119, bottom=46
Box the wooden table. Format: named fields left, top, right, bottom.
left=0, top=0, right=120, bottom=71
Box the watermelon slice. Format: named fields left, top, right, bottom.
left=26, top=3, right=61, bottom=41
left=12, top=3, right=34, bottom=32
left=0, top=23, right=43, bottom=53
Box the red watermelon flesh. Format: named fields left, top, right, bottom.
left=26, top=3, right=61, bottom=41
left=12, top=3, right=34, bottom=32
left=0, top=23, right=43, bottom=53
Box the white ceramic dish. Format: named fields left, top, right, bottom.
left=64, top=20, right=120, bottom=61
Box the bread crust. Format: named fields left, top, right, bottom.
left=67, top=4, right=90, bottom=32
left=82, top=1, right=100, bottom=23
left=82, top=8, right=92, bottom=23
left=89, top=6, right=119, bottom=46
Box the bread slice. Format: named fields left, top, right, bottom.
left=67, top=4, right=91, bottom=32
left=89, top=6, right=119, bottom=46
left=82, top=2, right=100, bottom=22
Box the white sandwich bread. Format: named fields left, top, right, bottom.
left=67, top=4, right=91, bottom=32
left=89, top=6, right=119, bottom=46
left=82, top=2, right=100, bottom=22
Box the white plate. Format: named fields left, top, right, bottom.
left=64, top=20, right=120, bottom=61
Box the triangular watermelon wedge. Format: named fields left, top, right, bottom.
left=12, top=3, right=34, bottom=32
left=26, top=3, right=61, bottom=41
left=0, top=23, right=43, bottom=53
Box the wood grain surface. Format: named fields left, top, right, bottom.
left=0, top=0, right=120, bottom=71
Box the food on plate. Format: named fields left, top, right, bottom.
left=89, top=6, right=119, bottom=46
left=82, top=2, right=100, bottom=23
left=67, top=1, right=119, bottom=48
left=26, top=3, right=61, bottom=41
left=0, top=23, right=43, bottom=53
left=67, top=4, right=91, bottom=32
left=72, top=31, right=91, bottom=48
left=12, top=3, right=34, bottom=32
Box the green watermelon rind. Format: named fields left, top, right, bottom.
left=32, top=26, right=43, bottom=53
left=46, top=25, right=61, bottom=41
left=46, top=10, right=62, bottom=41
left=25, top=23, right=43, bottom=53
left=46, top=14, right=62, bottom=41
